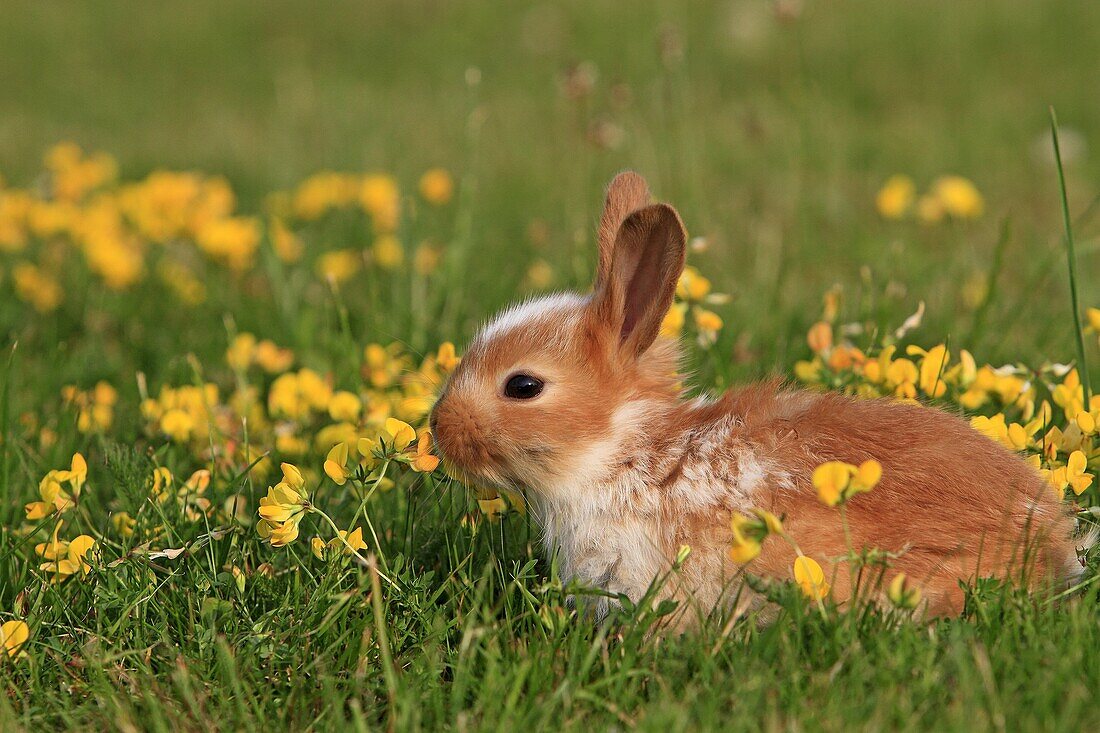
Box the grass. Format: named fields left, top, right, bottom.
left=1, top=1, right=1099, bottom=730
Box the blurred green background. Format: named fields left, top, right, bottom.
left=3, top=0, right=1099, bottom=368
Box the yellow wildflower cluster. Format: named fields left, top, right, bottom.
left=876, top=174, right=984, bottom=222
left=798, top=321, right=1035, bottom=413
left=322, top=418, right=438, bottom=486
left=795, top=294, right=1098, bottom=506
left=0, top=143, right=264, bottom=309
left=141, top=383, right=219, bottom=443
left=312, top=527, right=367, bottom=560
left=258, top=463, right=311, bottom=547
left=255, top=416, right=444, bottom=552
left=124, top=339, right=459, bottom=490
left=660, top=265, right=730, bottom=346
left=62, top=382, right=119, bottom=434
left=1, top=142, right=457, bottom=313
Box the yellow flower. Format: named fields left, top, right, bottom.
left=970, top=413, right=1034, bottom=451
left=270, top=218, right=304, bottom=262
left=12, top=262, right=63, bottom=313
left=793, top=556, right=830, bottom=600
left=315, top=249, right=361, bottom=283
left=1052, top=369, right=1085, bottom=419
left=660, top=302, right=687, bottom=338
left=806, top=321, right=833, bottom=354
left=160, top=408, right=195, bottom=442
left=751, top=508, right=784, bottom=536
left=419, top=168, right=454, bottom=205
left=328, top=391, right=362, bottom=422
left=812, top=459, right=881, bottom=506
left=280, top=462, right=306, bottom=491
left=226, top=333, right=257, bottom=371
left=676, top=266, right=712, bottom=302
left=360, top=175, right=400, bottom=232
left=811, top=461, right=851, bottom=507
left=907, top=344, right=950, bottom=398
left=728, top=536, right=760, bottom=564
left=357, top=436, right=381, bottom=469
left=410, top=430, right=441, bottom=473
left=383, top=418, right=416, bottom=452
left=525, top=259, right=554, bottom=290
left=930, top=175, right=983, bottom=219
left=268, top=369, right=333, bottom=419
left=887, top=572, right=922, bottom=609
left=693, top=308, right=723, bottom=345
left=255, top=340, right=295, bottom=373
left=875, top=175, right=915, bottom=219
left=794, top=359, right=822, bottom=384
left=291, top=171, right=359, bottom=219
left=478, top=494, right=508, bottom=520
left=112, top=511, right=136, bottom=538
left=151, top=466, right=174, bottom=501
left=257, top=463, right=309, bottom=547
left=436, top=342, right=461, bottom=373
left=25, top=469, right=76, bottom=521
left=372, top=235, right=404, bottom=270
left=324, top=442, right=350, bottom=485
left=37, top=534, right=97, bottom=581
left=312, top=527, right=367, bottom=560
left=1065, top=451, right=1093, bottom=496
left=851, top=460, right=883, bottom=493
left=1, top=620, right=30, bottom=659
left=1040, top=450, right=1092, bottom=499
left=728, top=513, right=763, bottom=564
left=195, top=216, right=261, bottom=271
left=948, top=349, right=978, bottom=387
left=56, top=452, right=87, bottom=495
left=1086, top=307, right=1100, bottom=333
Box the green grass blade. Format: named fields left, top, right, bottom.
left=1050, top=106, right=1092, bottom=405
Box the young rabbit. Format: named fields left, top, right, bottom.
left=430, top=171, right=1085, bottom=623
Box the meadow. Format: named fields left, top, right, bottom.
left=1, top=1, right=1100, bottom=730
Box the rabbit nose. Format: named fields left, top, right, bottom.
left=430, top=398, right=487, bottom=473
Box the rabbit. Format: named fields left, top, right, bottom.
left=430, top=171, right=1086, bottom=625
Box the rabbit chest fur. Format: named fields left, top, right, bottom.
left=530, top=399, right=795, bottom=618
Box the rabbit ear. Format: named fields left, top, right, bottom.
left=593, top=202, right=687, bottom=358
left=595, top=171, right=651, bottom=290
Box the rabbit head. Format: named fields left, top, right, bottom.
left=430, top=172, right=687, bottom=497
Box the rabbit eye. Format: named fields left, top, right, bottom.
left=504, top=374, right=544, bottom=400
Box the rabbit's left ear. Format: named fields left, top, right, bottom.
left=593, top=202, right=687, bottom=359
left=595, top=171, right=652, bottom=290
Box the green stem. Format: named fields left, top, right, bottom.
left=367, top=554, right=399, bottom=727
left=1050, top=106, right=1092, bottom=406
left=839, top=504, right=857, bottom=602
left=312, top=505, right=401, bottom=590
left=352, top=459, right=391, bottom=569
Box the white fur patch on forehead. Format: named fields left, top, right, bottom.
left=473, top=292, right=588, bottom=347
